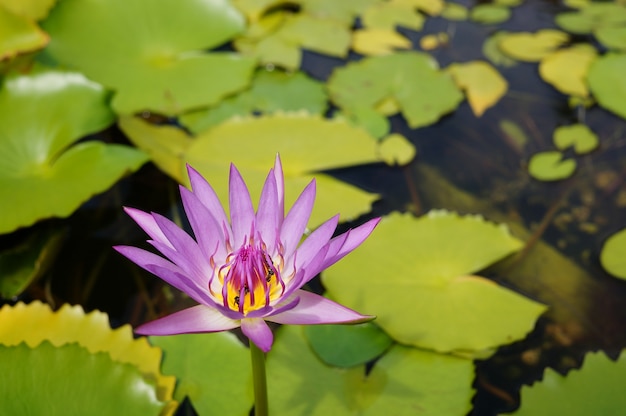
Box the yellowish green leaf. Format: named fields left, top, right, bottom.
left=441, top=2, right=469, bottom=20
left=447, top=60, right=508, bottom=116
left=419, top=32, right=449, bottom=50
left=595, top=26, right=626, bottom=51
left=378, top=133, right=416, bottom=165
left=0, top=0, right=56, bottom=20
left=362, top=2, right=426, bottom=31
left=494, top=0, right=523, bottom=6
left=539, top=44, right=597, bottom=97
left=552, top=124, right=599, bottom=154
left=600, top=228, right=626, bottom=280
left=556, top=3, right=626, bottom=34
left=483, top=31, right=518, bottom=67
left=392, top=0, right=445, bottom=16
left=0, top=4, right=48, bottom=60
left=297, top=0, right=380, bottom=25
left=587, top=52, right=626, bottom=120
left=498, top=29, right=569, bottom=62
left=352, top=29, right=412, bottom=56
left=528, top=151, right=576, bottom=181
left=470, top=4, right=511, bottom=24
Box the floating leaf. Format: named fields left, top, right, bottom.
left=378, top=133, right=416, bottom=165
left=483, top=31, right=518, bottom=67
left=323, top=211, right=545, bottom=354
left=361, top=2, right=426, bottom=31
left=304, top=322, right=393, bottom=368
left=121, top=113, right=380, bottom=226
left=587, top=52, right=626, bottom=120
left=0, top=301, right=176, bottom=401
left=447, top=60, right=508, bottom=116
left=441, top=2, right=469, bottom=20
left=267, top=325, right=474, bottom=415
left=595, top=26, right=626, bottom=51
left=494, top=0, right=523, bottom=6
left=498, top=30, right=569, bottom=62
left=470, top=4, right=511, bottom=24
left=420, top=32, right=449, bottom=50
left=0, top=4, right=48, bottom=60
left=552, top=124, right=599, bottom=154
left=514, top=351, right=626, bottom=415
left=352, top=29, right=412, bottom=56
left=0, top=69, right=147, bottom=234
left=0, top=342, right=172, bottom=416
left=327, top=52, right=463, bottom=135
left=539, top=44, right=597, bottom=97
left=297, top=0, right=380, bottom=25
left=556, top=3, right=626, bottom=34
left=600, top=228, right=626, bottom=280
left=180, top=69, right=327, bottom=134
left=150, top=333, right=252, bottom=416
left=0, top=0, right=56, bottom=20
left=0, top=227, right=64, bottom=299
left=528, top=151, right=576, bottom=181
left=394, top=0, right=445, bottom=16
left=41, top=0, right=254, bottom=115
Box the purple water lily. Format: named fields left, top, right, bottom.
left=115, top=155, right=379, bottom=352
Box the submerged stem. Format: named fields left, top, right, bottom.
left=250, top=341, right=268, bottom=416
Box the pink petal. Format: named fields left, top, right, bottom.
left=229, top=164, right=255, bottom=247
left=292, top=214, right=338, bottom=272
left=273, top=154, right=285, bottom=221
left=266, top=290, right=374, bottom=325
left=322, top=217, right=381, bottom=269
left=280, top=179, right=316, bottom=258
left=241, top=317, right=274, bottom=352
left=135, top=304, right=240, bottom=336
left=151, top=213, right=209, bottom=270
left=256, top=167, right=280, bottom=252
left=186, top=165, right=232, bottom=241
left=179, top=186, right=226, bottom=259
left=124, top=207, right=173, bottom=249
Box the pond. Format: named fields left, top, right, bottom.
left=1, top=0, right=626, bottom=415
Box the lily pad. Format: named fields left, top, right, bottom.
left=395, top=0, right=445, bottom=16
left=0, top=69, right=147, bottom=234
left=322, top=211, right=546, bottom=354
left=447, top=60, right=508, bottom=117
left=180, top=69, right=327, bottom=134
left=595, top=26, right=626, bottom=51
left=528, top=151, right=576, bottom=181
left=0, top=342, right=171, bottom=415
left=600, top=228, right=626, bottom=280
left=587, top=53, right=626, bottom=120
left=539, top=44, right=597, bottom=97
left=304, top=322, right=394, bottom=368
left=556, top=3, right=626, bottom=34
left=483, top=31, right=518, bottom=67
left=361, top=2, right=426, bottom=31
left=442, top=2, right=469, bottom=20
left=0, top=4, right=48, bottom=60
left=150, top=333, right=253, bottom=416
left=420, top=32, right=450, bottom=50
left=378, top=133, right=416, bottom=165
left=120, top=113, right=380, bottom=226
left=352, top=29, right=412, bottom=56
left=0, top=300, right=176, bottom=401
left=498, top=30, right=569, bottom=62
left=327, top=52, right=463, bottom=136
left=514, top=351, right=626, bottom=415
left=552, top=124, right=599, bottom=154
left=41, top=0, right=255, bottom=115
left=267, top=325, right=474, bottom=415
left=470, top=4, right=511, bottom=25
left=0, top=0, right=56, bottom=20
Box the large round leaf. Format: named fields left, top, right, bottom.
left=539, top=44, right=597, bottom=97
left=322, top=211, right=546, bottom=354
left=0, top=70, right=147, bottom=234
left=587, top=52, right=626, bottom=120
left=41, top=0, right=255, bottom=115
left=0, top=3, right=48, bottom=60
left=150, top=333, right=253, bottom=416
left=0, top=342, right=169, bottom=415
left=267, top=325, right=474, bottom=415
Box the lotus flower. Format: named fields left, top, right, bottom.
left=115, top=155, right=379, bottom=352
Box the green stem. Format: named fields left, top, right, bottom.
left=250, top=341, right=269, bottom=416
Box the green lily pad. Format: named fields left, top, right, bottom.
left=297, top=0, right=380, bottom=25
left=514, top=351, right=626, bottom=415
left=267, top=325, right=474, bottom=415
left=361, top=2, right=426, bottom=31
left=0, top=0, right=56, bottom=20
left=304, top=322, right=394, bottom=368
left=595, top=26, right=626, bottom=51
left=0, top=69, right=147, bottom=234
left=150, top=332, right=252, bottom=416
left=556, top=3, right=626, bottom=34
left=528, top=151, right=576, bottom=181
left=447, top=60, right=508, bottom=116
left=552, top=124, right=599, bottom=154
left=498, top=30, right=569, bottom=62
left=378, top=133, right=416, bottom=165
left=120, top=113, right=380, bottom=226
left=322, top=211, right=546, bottom=354
left=539, top=44, right=597, bottom=97
left=0, top=342, right=169, bottom=415
left=600, top=228, right=626, bottom=280
left=483, top=31, right=518, bottom=67
left=41, top=0, right=255, bottom=115
left=0, top=4, right=48, bottom=60
left=470, top=4, right=511, bottom=25
left=327, top=52, right=463, bottom=136
left=180, top=69, right=327, bottom=134
left=441, top=2, right=469, bottom=20
left=0, top=227, right=64, bottom=299
left=587, top=53, right=626, bottom=120
left=352, top=29, right=412, bottom=56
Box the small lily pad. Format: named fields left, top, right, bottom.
left=470, top=4, right=511, bottom=25
left=528, top=151, right=576, bottom=181
left=600, top=228, right=626, bottom=280
left=539, top=44, right=597, bottom=97
left=483, top=31, right=518, bottom=67
left=352, top=29, right=412, bottom=56
left=498, top=30, right=569, bottom=62
left=378, top=133, right=416, bottom=165
left=447, top=60, right=508, bottom=117
left=552, top=124, right=599, bottom=154
left=556, top=3, right=626, bottom=34
left=442, top=2, right=469, bottom=20
left=587, top=53, right=626, bottom=120
left=361, top=2, right=426, bottom=31
left=0, top=342, right=171, bottom=415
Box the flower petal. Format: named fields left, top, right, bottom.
left=266, top=290, right=374, bottom=325
left=135, top=304, right=240, bottom=336
left=293, top=214, right=338, bottom=272
left=273, top=154, right=285, bottom=221
left=124, top=207, right=173, bottom=249
left=187, top=164, right=232, bottom=241
left=256, top=167, right=280, bottom=252
left=180, top=185, right=226, bottom=260
left=241, top=317, right=274, bottom=352
left=229, top=164, right=255, bottom=247
left=151, top=213, right=210, bottom=270
left=280, top=179, right=316, bottom=258
left=322, top=217, right=381, bottom=269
